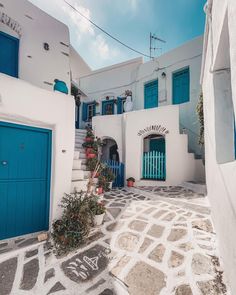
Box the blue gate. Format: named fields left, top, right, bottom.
left=142, top=151, right=166, bottom=180
left=104, top=160, right=124, bottom=188
left=0, top=122, right=52, bottom=240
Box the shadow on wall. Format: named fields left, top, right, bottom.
left=101, top=138, right=120, bottom=162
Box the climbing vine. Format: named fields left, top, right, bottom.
left=196, top=92, right=204, bottom=146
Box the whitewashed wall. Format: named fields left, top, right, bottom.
left=0, top=0, right=71, bottom=91
left=93, top=105, right=204, bottom=185
left=201, top=0, right=236, bottom=292
left=80, top=37, right=203, bottom=156
left=70, top=46, right=91, bottom=83
left=0, top=74, right=75, bottom=223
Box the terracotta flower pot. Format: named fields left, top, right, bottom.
left=127, top=180, right=134, bottom=187
left=87, top=153, right=96, bottom=159
left=85, top=137, right=93, bottom=142
left=86, top=148, right=93, bottom=154
left=94, top=213, right=105, bottom=226
left=97, top=187, right=103, bottom=195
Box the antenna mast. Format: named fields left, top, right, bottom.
left=149, top=33, right=166, bottom=59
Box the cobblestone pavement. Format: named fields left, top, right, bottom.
left=0, top=187, right=229, bottom=295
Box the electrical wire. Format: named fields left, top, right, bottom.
left=63, top=0, right=151, bottom=59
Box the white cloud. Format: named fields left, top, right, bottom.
left=61, top=1, right=119, bottom=61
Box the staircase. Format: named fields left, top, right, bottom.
left=71, top=129, right=90, bottom=192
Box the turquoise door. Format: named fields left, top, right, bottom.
left=173, top=68, right=190, bottom=104
left=0, top=31, right=19, bottom=78
left=144, top=80, right=158, bottom=109
left=150, top=138, right=165, bottom=153
left=0, top=122, right=52, bottom=240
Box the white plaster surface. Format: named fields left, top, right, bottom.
left=0, top=73, right=75, bottom=222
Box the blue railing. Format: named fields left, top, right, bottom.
left=103, top=160, right=125, bottom=188
left=142, top=151, right=166, bottom=180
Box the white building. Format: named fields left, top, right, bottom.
left=201, top=0, right=236, bottom=291
left=79, top=37, right=204, bottom=159
left=0, top=0, right=90, bottom=240
left=77, top=37, right=205, bottom=186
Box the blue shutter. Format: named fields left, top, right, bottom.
left=117, top=97, right=123, bottom=114
left=173, top=68, right=190, bottom=104
left=144, top=80, right=158, bottom=109
left=102, top=100, right=115, bottom=115
left=93, top=103, right=96, bottom=117
left=82, top=103, right=88, bottom=121
left=0, top=31, right=19, bottom=78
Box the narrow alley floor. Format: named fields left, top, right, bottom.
left=0, top=187, right=229, bottom=295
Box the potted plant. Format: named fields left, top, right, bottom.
left=91, top=200, right=106, bottom=226
left=127, top=177, right=135, bottom=187
left=97, top=175, right=109, bottom=193
left=103, top=166, right=115, bottom=189
left=84, top=127, right=95, bottom=142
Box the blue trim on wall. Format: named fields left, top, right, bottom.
left=172, top=67, right=190, bottom=105
left=0, top=31, right=19, bottom=78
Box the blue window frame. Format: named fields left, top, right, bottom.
left=102, top=100, right=115, bottom=115
left=82, top=102, right=96, bottom=122
left=117, top=97, right=126, bottom=114
left=144, top=80, right=158, bottom=109
left=172, top=67, right=190, bottom=104
left=0, top=31, right=19, bottom=78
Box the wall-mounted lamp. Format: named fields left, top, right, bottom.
left=161, top=72, right=166, bottom=79
left=43, top=43, right=49, bottom=51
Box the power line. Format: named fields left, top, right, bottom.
left=63, top=0, right=151, bottom=59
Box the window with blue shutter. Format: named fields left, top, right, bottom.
left=0, top=31, right=19, bottom=78
left=102, top=100, right=115, bottom=115
left=117, top=97, right=126, bottom=114
left=172, top=67, right=190, bottom=104
left=82, top=102, right=96, bottom=122
left=144, top=80, right=158, bottom=109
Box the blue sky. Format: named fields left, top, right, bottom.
left=28, top=0, right=206, bottom=70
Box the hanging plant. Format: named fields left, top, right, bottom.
left=196, top=92, right=204, bottom=146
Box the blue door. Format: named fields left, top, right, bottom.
left=0, top=122, right=52, bottom=240
left=0, top=31, right=19, bottom=78
left=144, top=80, right=158, bottom=109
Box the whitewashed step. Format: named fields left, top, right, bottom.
left=74, top=151, right=80, bottom=160
left=75, top=129, right=87, bottom=134
left=75, top=151, right=86, bottom=159
left=75, top=144, right=84, bottom=150
left=72, top=169, right=91, bottom=180
left=73, top=159, right=82, bottom=170
left=72, top=169, right=85, bottom=180
left=71, top=179, right=88, bottom=192
left=75, top=138, right=84, bottom=144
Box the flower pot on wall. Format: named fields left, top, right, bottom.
left=85, top=137, right=94, bottom=142
left=94, top=213, right=105, bottom=226
left=86, top=148, right=94, bottom=155
left=97, top=187, right=103, bottom=195
left=127, top=181, right=134, bottom=187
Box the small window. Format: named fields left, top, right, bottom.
left=172, top=67, right=190, bottom=104
left=102, top=100, right=115, bottom=115
left=87, top=104, right=94, bottom=121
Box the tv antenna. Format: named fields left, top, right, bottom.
left=149, top=33, right=166, bottom=59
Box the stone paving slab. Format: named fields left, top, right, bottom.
left=0, top=187, right=230, bottom=295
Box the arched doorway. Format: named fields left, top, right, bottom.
left=101, top=138, right=120, bottom=162
left=142, top=134, right=166, bottom=180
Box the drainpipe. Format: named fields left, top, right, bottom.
left=200, top=0, right=213, bottom=84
